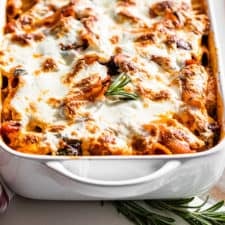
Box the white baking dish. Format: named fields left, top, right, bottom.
left=0, top=0, right=225, bottom=200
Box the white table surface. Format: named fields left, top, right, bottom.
left=0, top=196, right=198, bottom=225
left=0, top=196, right=132, bottom=225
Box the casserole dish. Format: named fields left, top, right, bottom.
left=0, top=0, right=225, bottom=200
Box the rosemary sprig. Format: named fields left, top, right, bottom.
left=114, top=197, right=225, bottom=225
left=113, top=201, right=175, bottom=225
left=106, top=73, right=138, bottom=100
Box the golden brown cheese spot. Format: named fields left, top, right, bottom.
left=141, top=20, right=174, bottom=43
left=180, top=64, right=208, bottom=108
left=165, top=12, right=185, bottom=28
left=51, top=18, right=71, bottom=38
left=113, top=54, right=137, bottom=73
left=11, top=33, right=32, bottom=45
left=35, top=11, right=60, bottom=28
left=131, top=135, right=150, bottom=154
left=28, top=102, right=37, bottom=113
left=64, top=54, right=104, bottom=84
left=159, top=125, right=195, bottom=154
left=63, top=99, right=87, bottom=121
left=141, top=123, right=173, bottom=155
left=84, top=132, right=126, bottom=156
left=151, top=90, right=170, bottom=101
left=185, top=15, right=209, bottom=35
left=7, top=0, right=22, bottom=20
left=149, top=1, right=174, bottom=18
left=149, top=1, right=190, bottom=18
left=47, top=98, right=62, bottom=108
left=83, top=54, right=102, bottom=65
left=85, top=121, right=99, bottom=134
left=34, top=2, right=77, bottom=29
left=42, top=58, right=58, bottom=72
left=64, top=59, right=86, bottom=84
left=33, top=53, right=43, bottom=58
left=81, top=15, right=100, bottom=48
left=34, top=70, right=41, bottom=76
left=23, top=133, right=39, bottom=144
left=4, top=21, right=17, bottom=33
left=151, top=55, right=174, bottom=72
left=117, top=9, right=139, bottom=24
left=161, top=119, right=205, bottom=151
left=11, top=32, right=45, bottom=46
left=69, top=75, right=110, bottom=102
left=60, top=3, right=76, bottom=18
left=16, top=134, right=50, bottom=155
left=110, top=35, right=119, bottom=44
left=116, top=0, right=141, bottom=24
left=135, top=33, right=155, bottom=44
left=75, top=7, right=96, bottom=20
left=174, top=108, right=194, bottom=129
left=85, top=141, right=112, bottom=155
left=48, top=125, right=65, bottom=132
left=174, top=107, right=215, bottom=147
left=59, top=39, right=88, bottom=51
left=117, top=0, right=136, bottom=7
left=138, top=87, right=170, bottom=101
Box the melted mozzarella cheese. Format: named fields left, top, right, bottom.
left=71, top=60, right=108, bottom=84
left=11, top=73, right=68, bottom=125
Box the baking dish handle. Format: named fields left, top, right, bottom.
left=45, top=160, right=181, bottom=187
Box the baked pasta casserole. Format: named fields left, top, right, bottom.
left=0, top=0, right=220, bottom=155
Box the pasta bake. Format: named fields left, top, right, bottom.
left=0, top=0, right=220, bottom=155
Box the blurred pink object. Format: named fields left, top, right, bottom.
left=0, top=179, right=13, bottom=213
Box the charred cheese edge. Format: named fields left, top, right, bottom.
left=0, top=0, right=219, bottom=155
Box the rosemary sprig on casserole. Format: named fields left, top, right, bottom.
left=105, top=73, right=138, bottom=100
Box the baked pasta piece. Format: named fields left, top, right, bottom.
left=0, top=0, right=220, bottom=155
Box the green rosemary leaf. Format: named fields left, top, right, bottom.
left=163, top=198, right=195, bottom=205
left=113, top=201, right=175, bottom=225
left=106, top=90, right=138, bottom=100
left=151, top=214, right=175, bottom=224
left=106, top=73, right=138, bottom=100
left=202, top=201, right=224, bottom=213
left=113, top=203, right=145, bottom=225
left=107, top=73, right=130, bottom=93
left=190, top=214, right=212, bottom=225
left=146, top=200, right=188, bottom=213
left=114, top=197, right=225, bottom=225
